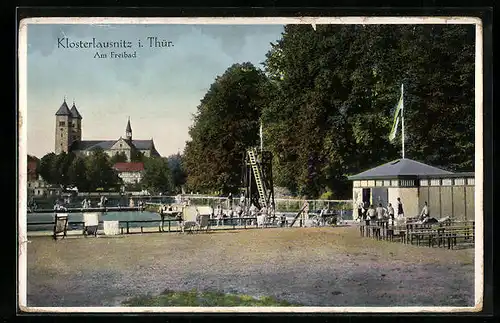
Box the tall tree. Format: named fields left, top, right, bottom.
left=167, top=153, right=187, bottom=194
left=262, top=24, right=475, bottom=198
left=141, top=157, right=172, bottom=195
left=85, top=148, right=122, bottom=191
left=53, top=152, right=76, bottom=188
left=110, top=152, right=128, bottom=164
left=183, top=62, right=271, bottom=194
left=38, top=152, right=57, bottom=184
left=67, top=156, right=89, bottom=191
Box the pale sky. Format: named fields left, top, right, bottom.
left=26, top=24, right=284, bottom=158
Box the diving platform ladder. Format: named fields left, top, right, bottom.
left=247, top=148, right=268, bottom=208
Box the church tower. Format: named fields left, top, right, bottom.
left=55, top=98, right=72, bottom=154
left=70, top=100, right=83, bottom=144
left=125, top=117, right=132, bottom=141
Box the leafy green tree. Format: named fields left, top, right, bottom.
left=141, top=157, right=172, bottom=194
left=110, top=152, right=128, bottom=164
left=183, top=62, right=272, bottom=194
left=53, top=152, right=76, bottom=188
left=67, top=156, right=89, bottom=191
left=38, top=153, right=57, bottom=184
left=131, top=150, right=146, bottom=162
left=167, top=153, right=187, bottom=194
left=262, top=24, right=474, bottom=198
left=85, top=148, right=122, bottom=191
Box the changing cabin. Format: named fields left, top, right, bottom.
left=347, top=158, right=475, bottom=221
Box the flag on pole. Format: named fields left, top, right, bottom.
left=259, top=120, right=263, bottom=152
left=389, top=84, right=404, bottom=142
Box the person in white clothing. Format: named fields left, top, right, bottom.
left=375, top=203, right=386, bottom=220
left=420, top=201, right=430, bottom=220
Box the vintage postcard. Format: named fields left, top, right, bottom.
left=18, top=16, right=483, bottom=313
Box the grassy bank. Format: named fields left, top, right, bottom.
left=122, top=289, right=297, bottom=307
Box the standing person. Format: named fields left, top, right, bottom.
left=217, top=206, right=224, bottom=227
left=235, top=204, right=243, bottom=225
left=239, top=193, right=245, bottom=207
left=397, top=197, right=404, bottom=219
left=367, top=205, right=376, bottom=221
left=301, top=200, right=310, bottom=225
left=259, top=206, right=268, bottom=228
left=357, top=202, right=363, bottom=222
left=387, top=203, right=395, bottom=224
left=420, top=201, right=430, bottom=221
left=228, top=193, right=233, bottom=210
left=362, top=201, right=369, bottom=220
left=375, top=203, right=386, bottom=220
left=249, top=203, right=257, bottom=225
left=228, top=209, right=234, bottom=226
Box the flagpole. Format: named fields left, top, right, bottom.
left=260, top=121, right=263, bottom=153
left=401, top=83, right=405, bottom=159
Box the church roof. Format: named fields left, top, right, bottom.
left=55, top=100, right=71, bottom=116
left=347, top=158, right=454, bottom=180
left=70, top=103, right=82, bottom=119
left=126, top=119, right=132, bottom=132
left=71, top=139, right=159, bottom=154
left=133, top=139, right=154, bottom=150
left=71, top=140, right=116, bottom=151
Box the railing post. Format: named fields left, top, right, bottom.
left=168, top=220, right=171, bottom=232
left=126, top=221, right=129, bottom=234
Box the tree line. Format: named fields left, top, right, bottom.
left=182, top=24, right=475, bottom=199
left=31, top=149, right=186, bottom=194
left=28, top=25, right=475, bottom=199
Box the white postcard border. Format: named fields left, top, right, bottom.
left=18, top=16, right=484, bottom=313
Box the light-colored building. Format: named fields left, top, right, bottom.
left=113, top=162, right=145, bottom=184
left=28, top=176, right=62, bottom=197
left=54, top=99, right=161, bottom=160
left=348, top=158, right=475, bottom=221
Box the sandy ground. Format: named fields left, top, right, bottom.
left=26, top=226, right=475, bottom=307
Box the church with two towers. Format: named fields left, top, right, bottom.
left=54, top=99, right=161, bottom=161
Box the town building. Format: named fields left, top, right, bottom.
left=27, top=160, right=38, bottom=181
left=28, top=175, right=62, bottom=197
left=113, top=162, right=145, bottom=184
left=54, top=99, right=161, bottom=161
left=348, top=158, right=475, bottom=221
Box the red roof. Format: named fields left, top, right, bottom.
left=113, top=162, right=144, bottom=172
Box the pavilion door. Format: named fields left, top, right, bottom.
left=371, top=187, right=388, bottom=207
left=362, top=188, right=371, bottom=205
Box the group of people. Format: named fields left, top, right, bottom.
left=358, top=198, right=430, bottom=225
left=53, top=201, right=67, bottom=211
left=213, top=196, right=274, bottom=227
left=81, top=198, right=92, bottom=209
left=357, top=197, right=403, bottom=225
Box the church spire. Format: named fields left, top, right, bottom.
left=55, top=97, right=71, bottom=116
left=70, top=99, right=82, bottom=119
left=126, top=117, right=132, bottom=141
